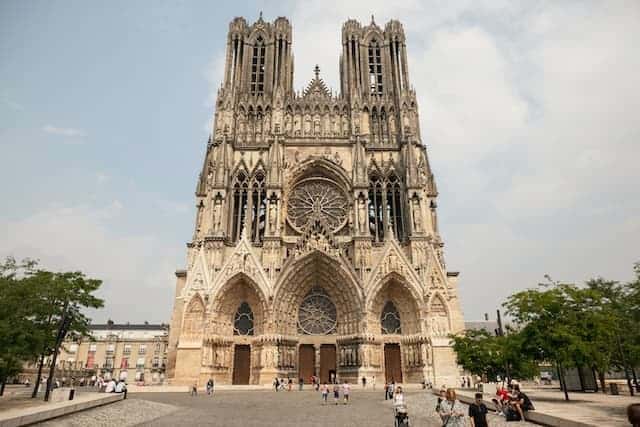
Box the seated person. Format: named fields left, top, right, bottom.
left=491, top=385, right=510, bottom=415
left=510, top=384, right=534, bottom=420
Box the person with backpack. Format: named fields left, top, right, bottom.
left=511, top=384, right=534, bottom=421
left=468, top=393, right=488, bottom=427
left=438, top=388, right=465, bottom=427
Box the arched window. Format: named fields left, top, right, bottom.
left=233, top=302, right=254, bottom=336
left=387, top=174, right=405, bottom=240
left=231, top=171, right=249, bottom=242
left=250, top=172, right=266, bottom=243
left=368, top=39, right=383, bottom=96
left=298, top=287, right=337, bottom=335
left=251, top=36, right=266, bottom=95
left=368, top=175, right=385, bottom=241
left=381, top=301, right=402, bottom=334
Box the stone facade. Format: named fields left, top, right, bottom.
left=21, top=323, right=169, bottom=384
left=167, top=15, right=464, bottom=386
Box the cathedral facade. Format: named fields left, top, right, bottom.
left=166, top=15, right=464, bottom=386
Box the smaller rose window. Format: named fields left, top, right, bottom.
left=298, top=287, right=337, bottom=335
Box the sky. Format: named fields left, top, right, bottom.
left=1, top=0, right=639, bottom=324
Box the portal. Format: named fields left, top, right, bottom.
left=232, top=344, right=250, bottom=385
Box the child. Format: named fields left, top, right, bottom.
left=321, top=382, right=329, bottom=404
left=333, top=383, right=340, bottom=405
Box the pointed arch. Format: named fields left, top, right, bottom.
left=367, top=273, right=421, bottom=335
left=274, top=251, right=363, bottom=335
left=181, top=294, right=206, bottom=341
left=210, top=272, right=268, bottom=337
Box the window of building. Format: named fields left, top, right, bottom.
left=233, top=302, right=255, bottom=336
left=368, top=174, right=405, bottom=241
left=106, top=343, right=115, bottom=354
left=136, top=358, right=145, bottom=369
left=250, top=36, right=266, bottom=95
left=89, top=344, right=97, bottom=352
left=231, top=171, right=249, bottom=242
left=138, top=345, right=146, bottom=355
left=368, top=39, right=383, bottom=95
left=154, top=342, right=161, bottom=353
left=152, top=357, right=160, bottom=368
left=381, top=301, right=402, bottom=334
left=368, top=175, right=385, bottom=241
left=123, top=344, right=131, bottom=355
left=250, top=173, right=267, bottom=243
left=105, top=357, right=114, bottom=369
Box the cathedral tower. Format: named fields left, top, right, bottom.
left=167, top=15, right=464, bottom=387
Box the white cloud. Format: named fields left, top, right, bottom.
left=42, top=125, right=87, bottom=137
left=0, top=202, right=181, bottom=323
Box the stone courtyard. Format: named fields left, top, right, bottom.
left=34, top=390, right=537, bottom=427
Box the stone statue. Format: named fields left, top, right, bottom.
left=268, top=201, right=277, bottom=232
left=358, top=198, right=367, bottom=233
left=412, top=198, right=422, bottom=232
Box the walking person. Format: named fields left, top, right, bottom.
left=438, top=388, right=465, bottom=427
left=298, top=377, right=303, bottom=391
left=388, top=380, right=395, bottom=400
left=342, top=380, right=351, bottom=404
left=206, top=378, right=214, bottom=396
left=321, top=382, right=329, bottom=405
left=333, top=382, right=340, bottom=405
left=288, top=377, right=293, bottom=391
left=372, top=375, right=376, bottom=390
left=384, top=381, right=389, bottom=400
left=361, top=376, right=366, bottom=388
left=469, top=392, right=489, bottom=427
left=190, top=381, right=198, bottom=396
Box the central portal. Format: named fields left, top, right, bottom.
left=232, top=344, right=250, bottom=385
left=298, top=344, right=315, bottom=383
left=319, top=344, right=336, bottom=383
left=384, top=343, right=403, bottom=383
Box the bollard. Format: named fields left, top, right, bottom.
left=68, top=388, right=75, bottom=400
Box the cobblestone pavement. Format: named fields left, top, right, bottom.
left=35, top=398, right=178, bottom=427
left=34, top=390, right=538, bottom=426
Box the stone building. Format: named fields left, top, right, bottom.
left=167, top=15, right=464, bottom=386
left=22, top=322, right=169, bottom=385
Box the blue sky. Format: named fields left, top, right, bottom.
left=1, top=0, right=639, bottom=324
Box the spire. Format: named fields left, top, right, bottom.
left=371, top=14, right=375, bottom=25
left=314, top=64, right=320, bottom=80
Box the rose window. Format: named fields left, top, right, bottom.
left=286, top=178, right=348, bottom=233
left=298, top=287, right=337, bottom=335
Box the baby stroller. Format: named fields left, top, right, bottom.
left=393, top=405, right=409, bottom=427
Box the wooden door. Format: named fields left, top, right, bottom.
left=320, top=344, right=336, bottom=383
left=384, top=343, right=403, bottom=383
left=298, top=345, right=315, bottom=383
left=232, top=344, right=250, bottom=385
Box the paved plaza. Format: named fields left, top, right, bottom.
left=33, top=389, right=537, bottom=427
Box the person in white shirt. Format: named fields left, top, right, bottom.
left=342, top=381, right=351, bottom=404
left=105, top=379, right=116, bottom=393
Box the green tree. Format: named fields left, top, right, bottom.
left=0, top=257, right=41, bottom=395
left=504, top=282, right=590, bottom=400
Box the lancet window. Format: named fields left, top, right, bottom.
left=368, top=173, right=406, bottom=241
left=250, top=172, right=267, bottom=243
left=233, top=302, right=254, bottom=336
left=381, top=301, right=402, bottom=334
left=231, top=171, right=249, bottom=242
left=368, top=39, right=383, bottom=96
left=250, top=36, right=266, bottom=95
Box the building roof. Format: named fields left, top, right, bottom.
left=464, top=320, right=499, bottom=334
left=89, top=323, right=168, bottom=331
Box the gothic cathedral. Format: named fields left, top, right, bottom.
left=167, top=15, right=465, bottom=386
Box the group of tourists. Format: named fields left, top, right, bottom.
left=434, top=382, right=535, bottom=426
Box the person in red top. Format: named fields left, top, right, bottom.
left=491, top=385, right=510, bottom=416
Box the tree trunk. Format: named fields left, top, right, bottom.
left=558, top=362, right=570, bottom=401
left=632, top=367, right=639, bottom=393
left=598, top=370, right=606, bottom=394
left=31, top=352, right=46, bottom=398
left=0, top=379, right=6, bottom=396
